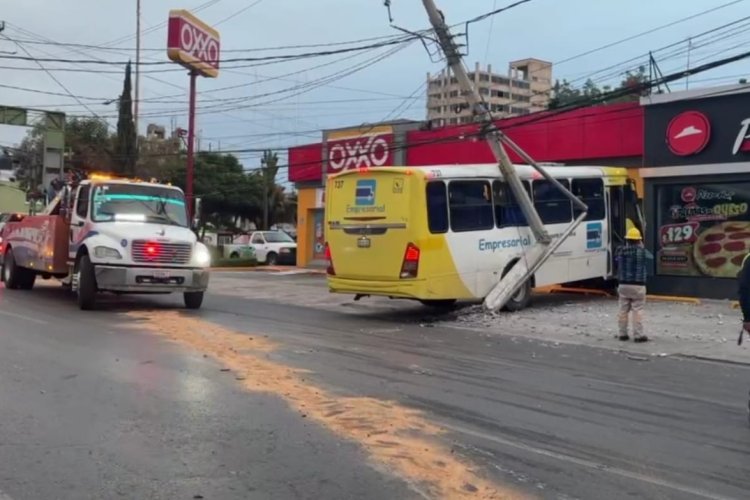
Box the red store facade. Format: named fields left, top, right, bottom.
left=288, top=84, right=750, bottom=299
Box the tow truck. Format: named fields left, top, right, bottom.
left=0, top=172, right=211, bottom=310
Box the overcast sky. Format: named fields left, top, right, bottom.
left=2, top=0, right=749, bottom=170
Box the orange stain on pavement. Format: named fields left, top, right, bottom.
left=127, top=310, right=531, bottom=500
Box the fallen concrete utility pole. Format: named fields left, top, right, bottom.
left=420, top=0, right=589, bottom=311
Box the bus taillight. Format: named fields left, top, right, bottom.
left=325, top=242, right=335, bottom=276
left=400, top=243, right=420, bottom=279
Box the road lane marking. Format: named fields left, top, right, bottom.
left=442, top=422, right=733, bottom=500
left=127, top=310, right=529, bottom=500
left=0, top=309, right=49, bottom=325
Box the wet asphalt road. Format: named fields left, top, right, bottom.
left=2, top=272, right=750, bottom=499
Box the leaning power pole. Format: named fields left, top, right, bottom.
left=419, top=0, right=589, bottom=311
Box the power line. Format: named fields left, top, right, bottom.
left=1, top=35, right=106, bottom=121
left=554, top=0, right=746, bottom=69
left=2, top=32, right=412, bottom=54
left=213, top=0, right=266, bottom=26
left=0, top=34, right=419, bottom=67
left=99, top=0, right=223, bottom=47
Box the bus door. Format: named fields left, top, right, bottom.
left=607, top=185, right=626, bottom=276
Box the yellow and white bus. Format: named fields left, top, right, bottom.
left=325, top=164, right=642, bottom=310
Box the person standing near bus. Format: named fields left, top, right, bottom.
left=737, top=253, right=750, bottom=337
left=616, top=228, right=652, bottom=342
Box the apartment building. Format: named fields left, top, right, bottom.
left=426, top=58, right=553, bottom=126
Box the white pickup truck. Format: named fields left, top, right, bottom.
left=248, top=231, right=297, bottom=265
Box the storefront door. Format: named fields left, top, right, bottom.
left=311, top=209, right=326, bottom=262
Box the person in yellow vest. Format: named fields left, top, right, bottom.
left=615, top=227, right=653, bottom=342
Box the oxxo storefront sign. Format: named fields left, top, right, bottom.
left=644, top=89, right=750, bottom=298
left=325, top=126, right=394, bottom=174
left=167, top=10, right=220, bottom=78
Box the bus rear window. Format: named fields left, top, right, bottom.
left=572, top=178, right=605, bottom=221
left=449, top=180, right=494, bottom=232
left=426, top=181, right=448, bottom=233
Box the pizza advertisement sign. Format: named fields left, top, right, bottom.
left=656, top=182, right=750, bottom=277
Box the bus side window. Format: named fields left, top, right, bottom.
left=572, top=178, right=605, bottom=221
left=448, top=180, right=494, bottom=232
left=533, top=179, right=572, bottom=224
left=425, top=181, right=449, bottom=234
left=493, top=180, right=531, bottom=228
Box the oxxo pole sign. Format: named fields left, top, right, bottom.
left=166, top=9, right=220, bottom=218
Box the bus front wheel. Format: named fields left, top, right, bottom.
left=503, top=279, right=532, bottom=312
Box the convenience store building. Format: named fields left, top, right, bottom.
left=287, top=84, right=750, bottom=298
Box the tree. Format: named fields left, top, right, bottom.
left=167, top=151, right=264, bottom=236
left=114, top=61, right=137, bottom=176
left=614, top=65, right=648, bottom=103
left=65, top=117, right=112, bottom=172
left=260, top=150, right=279, bottom=230
left=548, top=79, right=580, bottom=109
left=547, top=66, right=649, bottom=110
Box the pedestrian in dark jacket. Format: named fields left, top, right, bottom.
left=616, top=227, right=652, bottom=342
left=738, top=253, right=750, bottom=334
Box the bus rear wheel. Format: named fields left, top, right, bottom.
left=420, top=299, right=457, bottom=310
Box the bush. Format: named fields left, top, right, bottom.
left=212, top=258, right=257, bottom=268
left=206, top=245, right=258, bottom=268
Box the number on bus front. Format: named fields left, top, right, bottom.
left=334, top=180, right=344, bottom=188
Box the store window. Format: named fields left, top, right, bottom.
left=448, top=180, right=494, bottom=232
left=533, top=179, right=572, bottom=224
left=425, top=181, right=448, bottom=234
left=656, top=182, right=750, bottom=278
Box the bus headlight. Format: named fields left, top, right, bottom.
left=94, top=246, right=122, bottom=260
left=193, top=245, right=211, bottom=267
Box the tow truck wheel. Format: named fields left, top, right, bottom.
left=184, top=291, right=204, bottom=310
left=3, top=248, right=20, bottom=289
left=76, top=254, right=97, bottom=310
left=3, top=248, right=34, bottom=290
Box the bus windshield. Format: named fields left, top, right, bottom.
left=91, top=183, right=188, bottom=227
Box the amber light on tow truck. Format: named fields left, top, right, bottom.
left=400, top=243, right=420, bottom=279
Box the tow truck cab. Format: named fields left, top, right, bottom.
left=1, top=176, right=211, bottom=310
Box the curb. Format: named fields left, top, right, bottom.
left=535, top=286, right=613, bottom=297
left=646, top=294, right=701, bottom=304
left=671, top=353, right=750, bottom=367
left=211, top=267, right=259, bottom=271
left=211, top=266, right=326, bottom=275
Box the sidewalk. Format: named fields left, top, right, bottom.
left=448, top=293, right=750, bottom=365
left=212, top=265, right=326, bottom=275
